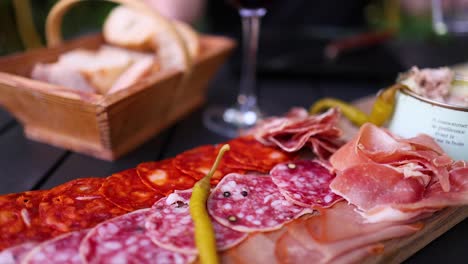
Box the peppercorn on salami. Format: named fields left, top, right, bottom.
left=208, top=173, right=313, bottom=232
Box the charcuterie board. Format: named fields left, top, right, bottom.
left=0, top=96, right=467, bottom=264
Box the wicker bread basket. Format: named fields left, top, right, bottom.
left=0, top=0, right=235, bottom=160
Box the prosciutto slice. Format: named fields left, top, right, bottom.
left=222, top=202, right=421, bottom=264
left=248, top=108, right=343, bottom=159
left=330, top=123, right=468, bottom=222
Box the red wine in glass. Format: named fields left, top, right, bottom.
left=203, top=0, right=269, bottom=137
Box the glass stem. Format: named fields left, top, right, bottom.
left=238, top=8, right=265, bottom=113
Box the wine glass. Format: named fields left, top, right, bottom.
left=203, top=0, right=268, bottom=138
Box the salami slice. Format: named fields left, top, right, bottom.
left=173, top=145, right=242, bottom=185
left=0, top=242, right=37, bottom=264
left=137, top=159, right=196, bottom=195
left=0, top=191, right=51, bottom=250
left=270, top=160, right=342, bottom=208
left=22, top=229, right=87, bottom=264
left=100, top=169, right=163, bottom=211
left=145, top=190, right=248, bottom=254
left=80, top=209, right=195, bottom=264
left=223, top=137, right=295, bottom=173
left=39, top=178, right=126, bottom=233
left=208, top=173, right=312, bottom=232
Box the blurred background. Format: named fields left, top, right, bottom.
left=2, top=0, right=468, bottom=81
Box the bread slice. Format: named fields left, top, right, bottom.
left=31, top=63, right=96, bottom=93
left=58, top=49, right=133, bottom=94
left=108, top=55, right=160, bottom=94
left=173, top=21, right=200, bottom=60
left=103, top=6, right=156, bottom=51
left=103, top=5, right=194, bottom=71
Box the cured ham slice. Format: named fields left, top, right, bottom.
left=275, top=202, right=421, bottom=264
left=249, top=108, right=343, bottom=159
left=330, top=123, right=468, bottom=222
left=222, top=202, right=421, bottom=264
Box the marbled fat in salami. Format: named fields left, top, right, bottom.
left=137, top=159, right=196, bottom=195
left=38, top=178, right=126, bottom=233
left=80, top=209, right=195, bottom=264
left=145, top=190, right=247, bottom=254
left=22, top=229, right=88, bottom=264
left=100, top=169, right=163, bottom=211
left=270, top=160, right=342, bottom=208
left=223, top=137, right=295, bottom=173
left=0, top=191, right=51, bottom=250
left=208, top=173, right=313, bottom=232
left=173, top=145, right=242, bottom=185
left=0, top=242, right=37, bottom=264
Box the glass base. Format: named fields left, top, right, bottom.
left=203, top=105, right=262, bottom=138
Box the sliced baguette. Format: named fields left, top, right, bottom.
left=103, top=6, right=156, bottom=51
left=31, top=63, right=96, bottom=93
left=103, top=5, right=194, bottom=71
left=173, top=20, right=200, bottom=60
left=108, top=55, right=160, bottom=94
left=58, top=48, right=133, bottom=94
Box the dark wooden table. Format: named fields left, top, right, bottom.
left=0, top=65, right=465, bottom=263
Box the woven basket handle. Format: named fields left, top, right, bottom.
left=45, top=0, right=191, bottom=68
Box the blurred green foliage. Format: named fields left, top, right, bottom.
left=0, top=0, right=116, bottom=56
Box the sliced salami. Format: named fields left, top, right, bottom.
left=22, top=229, right=88, bottom=264
left=39, top=178, right=126, bottom=233
left=173, top=145, right=242, bottom=185
left=0, top=191, right=51, bottom=250
left=270, top=160, right=342, bottom=208
left=100, top=169, right=163, bottom=211
left=208, top=173, right=313, bottom=232
left=0, top=242, right=37, bottom=264
left=137, top=159, right=196, bottom=195
left=223, top=137, right=295, bottom=173
left=145, top=190, right=248, bottom=255
left=80, top=208, right=195, bottom=264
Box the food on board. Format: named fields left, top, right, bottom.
left=137, top=159, right=197, bottom=195
left=22, top=229, right=88, bottom=264
left=99, top=169, right=164, bottom=211
left=38, top=178, right=126, bottom=233
left=270, top=160, right=342, bottom=208
left=80, top=208, right=196, bottom=264
left=0, top=102, right=467, bottom=263
left=189, top=144, right=231, bottom=264
left=249, top=107, right=343, bottom=159
left=145, top=190, right=247, bottom=254
left=208, top=173, right=313, bottom=232
left=330, top=123, right=468, bottom=223
left=0, top=242, right=38, bottom=264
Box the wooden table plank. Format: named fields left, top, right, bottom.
left=0, top=125, right=66, bottom=194
left=0, top=109, right=14, bottom=132
left=39, top=130, right=171, bottom=190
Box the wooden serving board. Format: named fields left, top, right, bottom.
left=351, top=96, right=468, bottom=263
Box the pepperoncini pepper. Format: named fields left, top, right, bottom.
left=309, top=84, right=402, bottom=127
left=190, top=144, right=230, bottom=264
